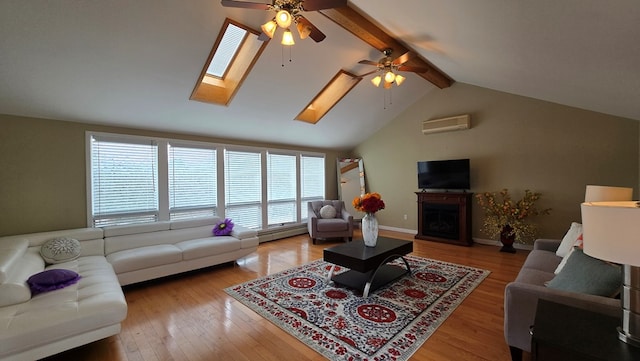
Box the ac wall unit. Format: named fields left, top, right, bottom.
left=422, top=114, right=471, bottom=134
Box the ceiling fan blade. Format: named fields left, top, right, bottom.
left=301, top=0, right=347, bottom=11
left=220, top=0, right=270, bottom=10
left=392, top=51, right=412, bottom=66
left=397, top=65, right=429, bottom=73
left=356, top=69, right=379, bottom=78
left=358, top=60, right=379, bottom=66
left=257, top=32, right=271, bottom=41
left=383, top=81, right=393, bottom=89
left=297, top=16, right=326, bottom=42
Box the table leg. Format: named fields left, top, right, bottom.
left=362, top=255, right=412, bottom=297
left=327, top=264, right=337, bottom=282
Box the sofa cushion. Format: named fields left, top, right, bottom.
left=40, top=237, right=81, bottom=264
left=320, top=205, right=337, bottom=219
left=106, top=245, right=182, bottom=273
left=176, top=236, right=241, bottom=261
left=212, top=218, right=234, bottom=236
left=547, top=248, right=622, bottom=297
left=556, top=222, right=582, bottom=258
left=0, top=251, right=44, bottom=306
left=316, top=218, right=349, bottom=232
left=27, top=269, right=81, bottom=295
left=514, top=268, right=556, bottom=286
left=0, top=256, right=127, bottom=358
left=521, top=250, right=561, bottom=272
left=0, top=238, right=28, bottom=283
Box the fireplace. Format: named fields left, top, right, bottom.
left=415, top=192, right=473, bottom=246
left=422, top=203, right=460, bottom=240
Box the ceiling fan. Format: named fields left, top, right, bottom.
left=358, top=49, right=429, bottom=88
left=220, top=0, right=347, bottom=43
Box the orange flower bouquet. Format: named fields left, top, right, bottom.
left=352, top=192, right=385, bottom=214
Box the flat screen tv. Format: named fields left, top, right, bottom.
left=417, top=159, right=470, bottom=190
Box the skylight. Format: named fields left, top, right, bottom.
left=206, top=23, right=246, bottom=78
left=191, top=18, right=268, bottom=106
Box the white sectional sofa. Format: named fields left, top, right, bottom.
left=0, top=217, right=259, bottom=360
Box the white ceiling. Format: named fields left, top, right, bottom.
left=1, top=1, right=639, bottom=150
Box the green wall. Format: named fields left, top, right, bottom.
left=0, top=115, right=342, bottom=236
left=354, top=83, right=639, bottom=243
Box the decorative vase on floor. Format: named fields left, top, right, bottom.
left=362, top=212, right=379, bottom=247
left=499, top=225, right=517, bottom=253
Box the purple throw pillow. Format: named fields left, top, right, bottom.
left=27, top=269, right=81, bottom=295
left=213, top=218, right=234, bottom=236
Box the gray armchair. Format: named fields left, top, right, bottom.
left=307, top=200, right=353, bottom=244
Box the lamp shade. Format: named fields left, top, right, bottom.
left=581, top=201, right=640, bottom=267
left=281, top=29, right=295, bottom=45
left=584, top=185, right=633, bottom=202
left=261, top=20, right=277, bottom=39
left=371, top=75, right=382, bottom=87
left=296, top=22, right=311, bottom=39
left=275, top=10, right=292, bottom=28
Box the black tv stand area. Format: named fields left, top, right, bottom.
left=415, top=192, right=473, bottom=246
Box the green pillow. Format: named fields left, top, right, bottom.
left=547, top=248, right=621, bottom=297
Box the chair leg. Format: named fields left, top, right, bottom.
left=509, top=346, right=522, bottom=361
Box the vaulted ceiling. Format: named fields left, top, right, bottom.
left=1, top=1, right=638, bottom=150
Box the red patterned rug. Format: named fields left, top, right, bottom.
left=225, top=255, right=489, bottom=361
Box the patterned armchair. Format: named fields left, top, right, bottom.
left=307, top=200, right=353, bottom=244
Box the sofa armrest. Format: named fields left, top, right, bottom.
left=231, top=225, right=257, bottom=240
left=504, top=281, right=620, bottom=352
left=533, top=239, right=561, bottom=252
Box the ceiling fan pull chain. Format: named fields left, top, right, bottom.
left=281, top=46, right=293, bottom=67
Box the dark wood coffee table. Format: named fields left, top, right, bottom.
left=323, top=237, right=413, bottom=297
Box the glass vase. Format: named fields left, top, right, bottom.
left=362, top=212, right=379, bottom=247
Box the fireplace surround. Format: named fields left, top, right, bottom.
left=415, top=192, right=473, bottom=246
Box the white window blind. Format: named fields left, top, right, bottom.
left=300, top=155, right=325, bottom=219
left=90, top=136, right=159, bottom=227
left=267, top=152, right=297, bottom=225
left=224, top=149, right=262, bottom=229
left=168, top=144, right=217, bottom=220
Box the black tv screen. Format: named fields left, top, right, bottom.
left=417, top=159, right=470, bottom=190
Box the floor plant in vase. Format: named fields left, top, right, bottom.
left=353, top=192, right=385, bottom=247
left=476, top=189, right=551, bottom=253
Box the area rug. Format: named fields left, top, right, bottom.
left=225, top=255, right=490, bottom=361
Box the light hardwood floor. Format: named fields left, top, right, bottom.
left=43, top=230, right=531, bottom=361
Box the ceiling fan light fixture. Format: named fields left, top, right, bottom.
left=261, top=20, right=277, bottom=38
left=296, top=22, right=311, bottom=40
left=395, top=74, right=406, bottom=86
left=371, top=75, right=382, bottom=87
left=384, top=70, right=396, bottom=83
left=275, top=10, right=292, bottom=28
left=281, top=29, right=295, bottom=45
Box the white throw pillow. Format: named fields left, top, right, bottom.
left=556, top=222, right=582, bottom=258
left=319, top=205, right=337, bottom=219
left=40, top=237, right=81, bottom=264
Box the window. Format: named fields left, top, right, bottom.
left=267, top=152, right=297, bottom=226
left=168, top=144, right=217, bottom=220
left=224, top=149, right=262, bottom=229
left=88, top=132, right=325, bottom=230
left=89, top=135, right=159, bottom=227
left=300, top=155, right=325, bottom=219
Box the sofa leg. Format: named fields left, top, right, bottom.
left=312, top=238, right=316, bottom=245
left=509, top=346, right=522, bottom=361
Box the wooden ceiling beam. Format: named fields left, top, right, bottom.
left=320, top=6, right=454, bottom=89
